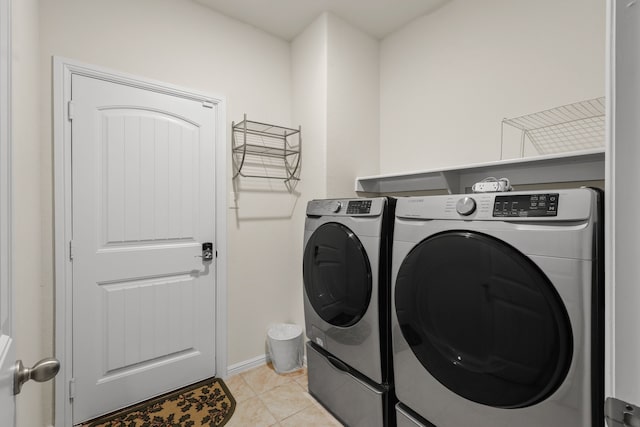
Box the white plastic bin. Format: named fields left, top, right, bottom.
left=267, top=323, right=304, bottom=374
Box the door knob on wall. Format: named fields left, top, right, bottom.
left=13, top=357, right=60, bottom=395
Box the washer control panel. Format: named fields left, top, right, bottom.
left=493, top=193, right=559, bottom=217
left=346, top=200, right=372, bottom=214
left=306, top=198, right=384, bottom=217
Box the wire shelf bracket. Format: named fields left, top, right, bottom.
left=232, top=114, right=302, bottom=185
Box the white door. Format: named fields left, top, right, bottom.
left=607, top=0, right=640, bottom=424
left=71, top=74, right=217, bottom=424
left=0, top=0, right=14, bottom=422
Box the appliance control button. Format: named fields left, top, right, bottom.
left=332, top=201, right=342, bottom=213
left=456, top=197, right=476, bottom=216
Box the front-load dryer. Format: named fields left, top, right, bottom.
left=303, top=197, right=396, bottom=426
left=391, top=188, right=603, bottom=427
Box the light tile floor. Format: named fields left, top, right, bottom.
left=225, top=363, right=342, bottom=427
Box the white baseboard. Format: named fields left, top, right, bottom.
left=226, top=354, right=268, bottom=378
left=225, top=354, right=308, bottom=378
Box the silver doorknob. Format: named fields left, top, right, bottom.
left=13, top=358, right=60, bottom=395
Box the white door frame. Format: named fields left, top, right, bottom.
left=52, top=57, right=228, bottom=427
left=605, top=0, right=640, bottom=410
left=0, top=0, right=14, bottom=424
left=604, top=0, right=615, bottom=403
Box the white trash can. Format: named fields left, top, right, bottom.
left=267, top=323, right=304, bottom=374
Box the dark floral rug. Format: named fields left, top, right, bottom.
left=79, top=377, right=235, bottom=427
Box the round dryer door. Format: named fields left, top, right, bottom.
left=303, top=222, right=372, bottom=328
left=395, top=230, right=573, bottom=409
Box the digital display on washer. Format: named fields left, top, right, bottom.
left=346, top=200, right=372, bottom=214
left=493, top=193, right=559, bottom=217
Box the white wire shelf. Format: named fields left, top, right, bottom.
left=501, top=97, right=605, bottom=158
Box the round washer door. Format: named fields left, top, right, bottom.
left=303, top=222, right=372, bottom=328
left=395, top=230, right=573, bottom=408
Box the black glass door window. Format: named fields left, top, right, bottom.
left=395, top=231, right=572, bottom=408
left=304, top=223, right=372, bottom=327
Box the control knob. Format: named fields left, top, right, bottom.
left=332, top=201, right=343, bottom=213
left=456, top=197, right=476, bottom=216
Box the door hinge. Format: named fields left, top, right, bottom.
left=69, top=240, right=74, bottom=261
left=202, top=100, right=214, bottom=109
left=67, top=101, right=75, bottom=121
left=69, top=378, right=76, bottom=400
left=605, top=397, right=640, bottom=427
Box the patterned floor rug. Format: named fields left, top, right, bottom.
left=79, top=377, right=235, bottom=427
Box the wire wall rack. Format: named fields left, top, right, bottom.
left=501, top=97, right=605, bottom=159
left=232, top=114, right=301, bottom=184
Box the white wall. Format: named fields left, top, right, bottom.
left=291, top=12, right=380, bottom=200
left=36, top=0, right=293, bottom=418
left=326, top=14, right=380, bottom=197
left=12, top=0, right=48, bottom=425
left=380, top=0, right=605, bottom=174
left=292, top=14, right=328, bottom=201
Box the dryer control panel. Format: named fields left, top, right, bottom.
left=395, top=189, right=594, bottom=222
left=493, top=193, right=559, bottom=217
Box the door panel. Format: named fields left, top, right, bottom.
left=100, top=274, right=196, bottom=374
left=101, top=111, right=198, bottom=244
left=72, top=74, right=216, bottom=424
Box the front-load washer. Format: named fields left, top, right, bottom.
left=303, top=197, right=396, bottom=426
left=391, top=188, right=603, bottom=427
